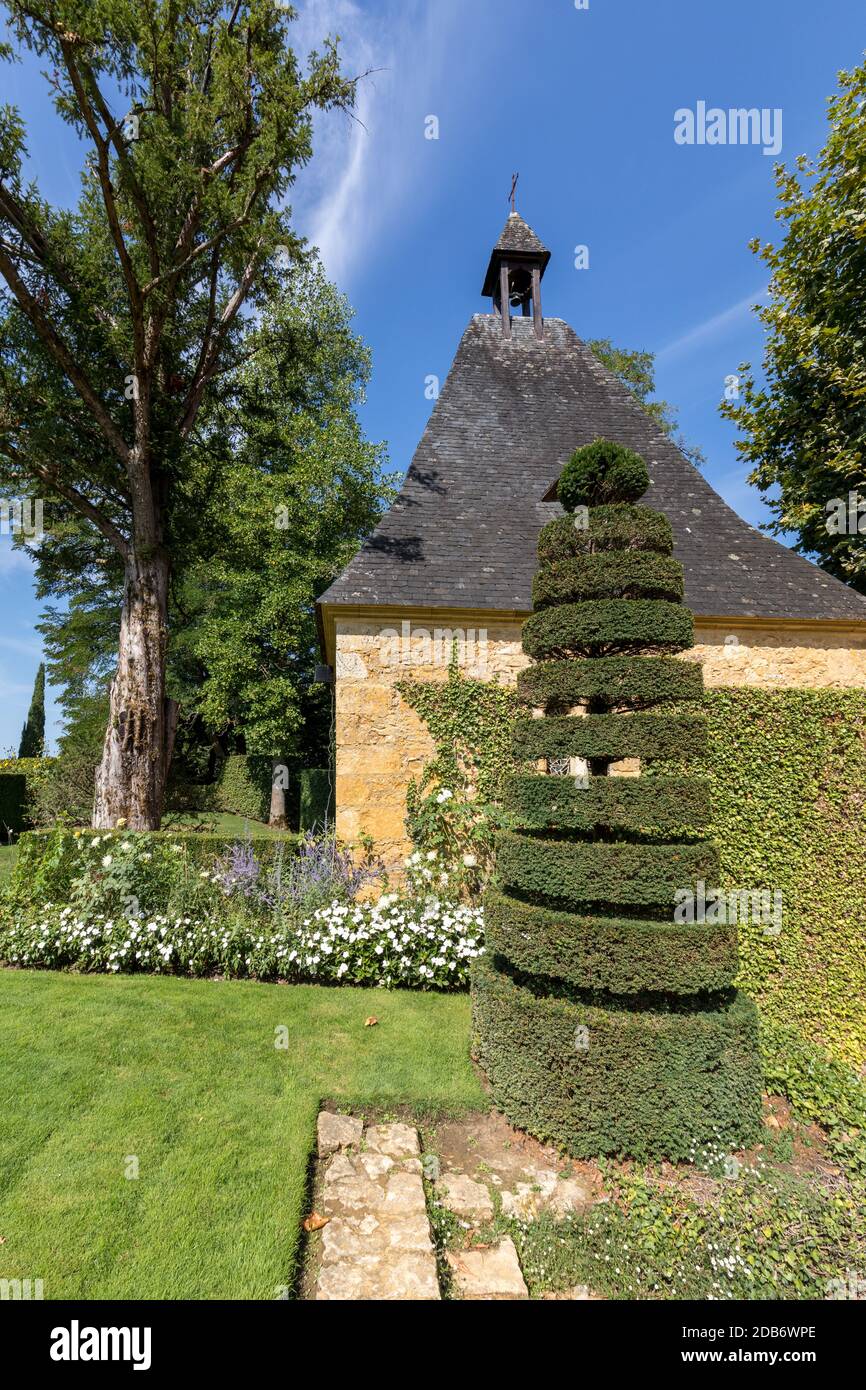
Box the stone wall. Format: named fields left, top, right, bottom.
left=331, top=611, right=866, bottom=868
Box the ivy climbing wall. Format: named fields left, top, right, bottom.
left=332, top=611, right=866, bottom=869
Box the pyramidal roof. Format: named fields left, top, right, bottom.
left=319, top=313, right=866, bottom=625
left=481, top=212, right=551, bottom=297
left=493, top=210, right=549, bottom=257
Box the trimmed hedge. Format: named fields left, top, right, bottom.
left=512, top=712, right=708, bottom=763
left=516, top=654, right=704, bottom=711
left=299, top=768, right=333, bottom=831
left=504, top=772, right=711, bottom=834
left=485, top=889, right=737, bottom=994
left=532, top=551, right=684, bottom=609
left=495, top=829, right=719, bottom=908
left=0, top=774, right=27, bottom=837
left=537, top=508, right=673, bottom=563
left=213, top=754, right=273, bottom=822
left=472, top=958, right=763, bottom=1159
left=0, top=757, right=53, bottom=836
left=522, top=600, right=694, bottom=659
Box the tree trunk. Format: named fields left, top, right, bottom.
left=92, top=549, right=173, bottom=829
left=269, top=756, right=289, bottom=828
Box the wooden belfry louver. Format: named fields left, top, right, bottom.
left=472, top=440, right=763, bottom=1159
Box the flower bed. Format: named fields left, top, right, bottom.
left=0, top=894, right=483, bottom=990
left=0, top=830, right=484, bottom=991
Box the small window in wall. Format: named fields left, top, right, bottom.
left=547, top=757, right=571, bottom=776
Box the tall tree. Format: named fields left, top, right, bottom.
left=588, top=338, right=706, bottom=469
left=0, top=1, right=353, bottom=827
left=170, top=263, right=393, bottom=817
left=33, top=262, right=392, bottom=816
left=721, top=59, right=866, bottom=594
left=18, top=660, right=45, bottom=757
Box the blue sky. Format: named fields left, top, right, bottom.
left=1, top=0, right=864, bottom=751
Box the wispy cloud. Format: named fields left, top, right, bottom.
left=656, top=285, right=768, bottom=364
left=0, top=538, right=35, bottom=576
left=0, top=633, right=42, bottom=657
left=290, top=0, right=462, bottom=287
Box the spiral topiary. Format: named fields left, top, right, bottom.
left=472, top=439, right=763, bottom=1160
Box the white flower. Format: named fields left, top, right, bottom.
left=90, top=837, right=100, bottom=847
left=426, top=850, right=437, bottom=861
left=462, top=853, right=477, bottom=868
left=435, top=788, right=453, bottom=804
left=101, top=855, right=113, bottom=868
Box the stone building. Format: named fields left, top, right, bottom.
left=316, top=212, right=866, bottom=866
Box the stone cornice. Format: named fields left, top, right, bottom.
left=317, top=601, right=866, bottom=668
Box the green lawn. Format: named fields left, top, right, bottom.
left=138, top=810, right=294, bottom=838
left=0, top=844, right=17, bottom=882
left=0, top=969, right=482, bottom=1299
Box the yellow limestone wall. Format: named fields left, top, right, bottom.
left=329, top=610, right=866, bottom=869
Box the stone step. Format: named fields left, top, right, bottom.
left=313, top=1116, right=440, bottom=1301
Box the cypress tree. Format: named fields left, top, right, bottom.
left=473, top=440, right=763, bottom=1159
left=18, top=662, right=46, bottom=759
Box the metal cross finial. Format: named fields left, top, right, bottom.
left=508, top=172, right=519, bottom=213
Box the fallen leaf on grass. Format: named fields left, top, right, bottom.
left=364, top=1016, right=378, bottom=1028
left=303, top=1212, right=330, bottom=1232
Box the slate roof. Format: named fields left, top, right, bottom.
left=318, top=313, right=866, bottom=626
left=494, top=210, right=549, bottom=257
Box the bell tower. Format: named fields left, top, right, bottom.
left=481, top=197, right=551, bottom=341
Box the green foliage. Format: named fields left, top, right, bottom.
left=6, top=825, right=294, bottom=911
left=495, top=830, right=718, bottom=908
left=213, top=755, right=272, bottom=823
left=512, top=710, right=707, bottom=762
left=760, top=1019, right=866, bottom=1177
left=25, top=697, right=104, bottom=827
left=17, top=662, right=45, bottom=758
left=412, top=678, right=866, bottom=1070
left=511, top=1162, right=865, bottom=1300
left=0, top=2, right=361, bottom=819
left=398, top=662, right=521, bottom=891
left=0, top=773, right=26, bottom=836
left=537, top=507, right=673, bottom=564
left=475, top=445, right=760, bottom=1158
left=522, top=599, right=694, bottom=659
left=0, top=756, right=53, bottom=834
left=558, top=439, right=650, bottom=511
left=472, top=958, right=762, bottom=1160
left=517, top=653, right=703, bottom=710
left=587, top=338, right=707, bottom=471
left=694, top=689, right=866, bottom=1068
left=486, top=888, right=737, bottom=994
left=504, top=772, right=711, bottom=834
left=168, top=264, right=394, bottom=767
left=298, top=768, right=333, bottom=832
left=532, top=551, right=683, bottom=608
left=720, top=58, right=866, bottom=594
left=33, top=262, right=392, bottom=794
